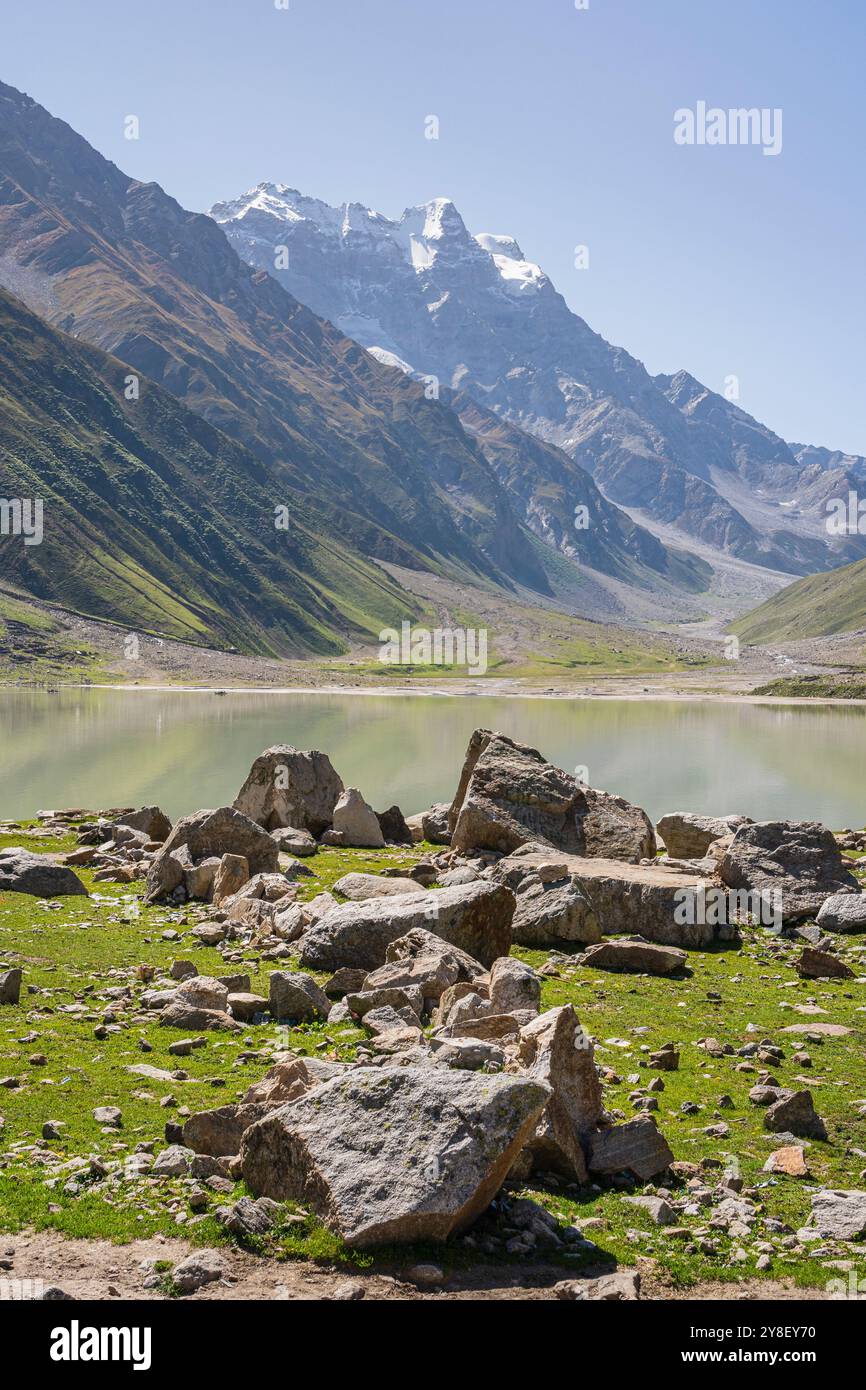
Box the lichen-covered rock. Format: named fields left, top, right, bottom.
left=234, top=745, right=344, bottom=834
left=299, top=882, right=514, bottom=972
left=449, top=730, right=654, bottom=862
left=240, top=1065, right=550, bottom=1246
left=719, top=820, right=858, bottom=924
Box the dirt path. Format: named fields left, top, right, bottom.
left=0, top=1232, right=833, bottom=1301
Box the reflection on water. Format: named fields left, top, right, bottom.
left=0, top=688, right=864, bottom=827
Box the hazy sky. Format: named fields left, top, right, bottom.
left=3, top=0, right=864, bottom=454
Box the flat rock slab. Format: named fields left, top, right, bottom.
left=781, top=1022, right=852, bottom=1037
left=299, top=881, right=514, bottom=972
left=577, top=938, right=687, bottom=976
left=240, top=1065, right=550, bottom=1247
left=333, top=873, right=425, bottom=901
left=497, top=851, right=715, bottom=948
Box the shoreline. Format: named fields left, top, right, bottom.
left=2, top=677, right=866, bottom=708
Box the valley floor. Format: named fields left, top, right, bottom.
left=2, top=582, right=864, bottom=702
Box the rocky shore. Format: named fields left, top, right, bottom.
left=1, top=730, right=865, bottom=1300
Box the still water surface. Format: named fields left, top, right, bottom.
left=0, top=689, right=864, bottom=827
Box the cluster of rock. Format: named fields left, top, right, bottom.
left=6, top=726, right=866, bottom=1269
left=172, top=930, right=674, bottom=1247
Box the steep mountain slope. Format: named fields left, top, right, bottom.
left=211, top=183, right=860, bottom=578
left=0, top=286, right=414, bottom=654
left=732, top=555, right=866, bottom=645
left=789, top=442, right=866, bottom=485
left=0, top=80, right=552, bottom=606
left=657, top=371, right=866, bottom=573
left=449, top=390, right=710, bottom=592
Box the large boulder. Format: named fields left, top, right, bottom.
left=145, top=807, right=279, bottom=901
left=489, top=957, right=541, bottom=1015
left=114, top=806, right=172, bottom=842
left=183, top=1103, right=269, bottom=1158
left=299, top=882, right=515, bottom=973
left=656, top=812, right=750, bottom=859
left=240, top=1066, right=550, bottom=1246
left=376, top=806, right=413, bottom=845
left=331, top=789, right=385, bottom=848
left=718, top=821, right=858, bottom=924
left=0, top=968, right=22, bottom=1005
left=234, top=746, right=344, bottom=835
left=796, top=947, right=854, bottom=980
left=0, top=849, right=87, bottom=898
left=494, top=850, right=717, bottom=948
left=816, top=892, right=866, bottom=934
left=763, top=1088, right=827, bottom=1140
left=517, top=1005, right=603, bottom=1181
left=362, top=931, right=486, bottom=1005
left=449, top=730, right=654, bottom=862
left=421, top=805, right=451, bottom=845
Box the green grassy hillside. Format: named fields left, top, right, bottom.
left=733, top=556, right=866, bottom=644
left=0, top=288, right=413, bottom=656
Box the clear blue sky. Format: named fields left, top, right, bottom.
left=2, top=0, right=864, bottom=454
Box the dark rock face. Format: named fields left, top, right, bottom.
left=763, top=1089, right=827, bottom=1140
left=796, top=948, right=854, bottom=980
left=376, top=805, right=413, bottom=845
left=145, top=806, right=279, bottom=901
left=718, top=820, right=859, bottom=923
left=234, top=746, right=344, bottom=835
left=240, top=1065, right=550, bottom=1247
left=299, top=881, right=515, bottom=973
left=0, top=849, right=87, bottom=897
left=586, top=1116, right=675, bottom=1181
left=449, top=731, right=654, bottom=862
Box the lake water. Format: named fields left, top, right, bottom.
left=0, top=688, right=864, bottom=829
